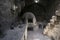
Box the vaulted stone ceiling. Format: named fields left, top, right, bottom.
left=19, top=0, right=59, bottom=21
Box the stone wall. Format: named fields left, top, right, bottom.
left=0, top=0, right=19, bottom=34
left=55, top=0, right=60, bottom=16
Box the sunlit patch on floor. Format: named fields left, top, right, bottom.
left=27, top=29, right=51, bottom=40
left=33, top=38, right=40, bottom=40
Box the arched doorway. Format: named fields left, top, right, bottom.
left=22, top=12, right=38, bottom=31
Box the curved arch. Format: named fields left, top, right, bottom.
left=22, top=12, right=37, bottom=25
left=23, top=12, right=35, bottom=18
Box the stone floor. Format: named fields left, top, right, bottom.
left=27, top=28, right=51, bottom=40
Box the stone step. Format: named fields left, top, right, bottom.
left=55, top=25, right=60, bottom=28
left=54, top=21, right=59, bottom=25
